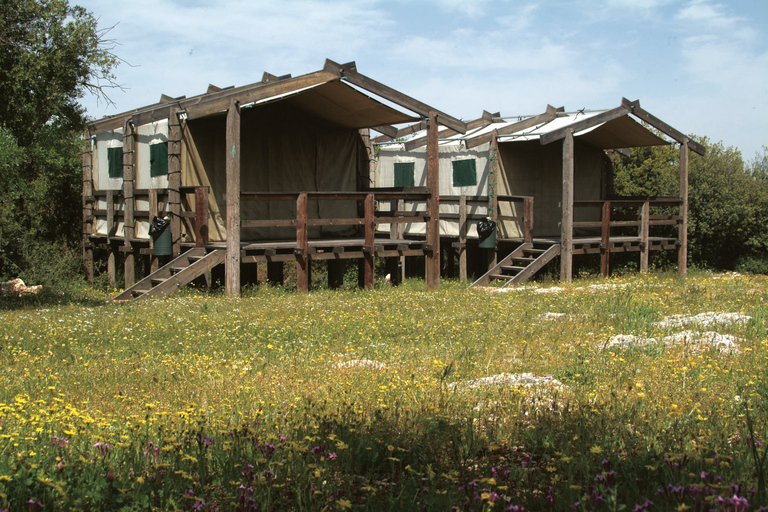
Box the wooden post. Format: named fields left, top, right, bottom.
left=398, top=198, right=405, bottom=283
left=168, top=108, right=182, bottom=257
left=107, top=190, right=116, bottom=284
left=123, top=120, right=135, bottom=288
left=296, top=193, right=309, bottom=292
left=560, top=131, right=574, bottom=282
left=149, top=189, right=159, bottom=273
left=524, top=197, right=534, bottom=244
left=225, top=99, right=241, bottom=297
left=601, top=201, right=611, bottom=278
left=82, top=130, right=94, bottom=282
left=459, top=195, right=467, bottom=281
left=640, top=200, right=650, bottom=272
left=678, top=139, right=689, bottom=278
left=195, top=187, right=209, bottom=248
left=425, top=111, right=440, bottom=289
left=489, top=136, right=500, bottom=266
left=363, top=193, right=375, bottom=290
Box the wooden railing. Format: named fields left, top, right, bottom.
left=572, top=197, right=683, bottom=275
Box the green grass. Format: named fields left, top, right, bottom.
left=0, top=271, right=766, bottom=510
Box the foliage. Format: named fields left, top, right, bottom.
left=0, top=272, right=766, bottom=510
left=614, top=138, right=768, bottom=272
left=0, top=0, right=119, bottom=286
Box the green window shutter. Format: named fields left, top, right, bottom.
left=394, top=162, right=415, bottom=187
left=150, top=142, right=169, bottom=177
left=452, top=159, right=477, bottom=187
left=107, top=146, right=123, bottom=178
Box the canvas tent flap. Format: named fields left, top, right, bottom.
left=575, top=115, right=669, bottom=149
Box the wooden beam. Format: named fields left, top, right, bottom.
left=540, top=105, right=631, bottom=146
left=195, top=187, right=209, bottom=247
left=425, top=111, right=441, bottom=289
left=400, top=111, right=504, bottom=150
left=296, top=193, right=309, bottom=292
left=168, top=107, right=182, bottom=257
left=261, top=72, right=291, bottom=83
left=81, top=129, right=94, bottom=282
left=678, top=138, right=689, bottom=278
left=601, top=201, right=611, bottom=278
left=324, top=59, right=467, bottom=134
left=621, top=98, right=706, bottom=156
left=459, top=195, right=467, bottom=281
left=372, top=125, right=398, bottom=138
left=123, top=120, right=135, bottom=288
left=561, top=131, right=574, bottom=282
left=149, top=189, right=159, bottom=273
left=364, top=193, right=375, bottom=290
left=466, top=105, right=560, bottom=149
left=225, top=98, right=241, bottom=297
left=639, top=200, right=650, bottom=272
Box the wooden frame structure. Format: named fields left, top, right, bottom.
left=373, top=99, right=705, bottom=285
left=83, top=59, right=467, bottom=298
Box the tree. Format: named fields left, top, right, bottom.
left=0, top=0, right=119, bottom=286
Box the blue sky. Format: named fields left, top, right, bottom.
left=77, top=0, right=767, bottom=159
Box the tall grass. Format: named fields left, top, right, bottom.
left=0, top=271, right=766, bottom=510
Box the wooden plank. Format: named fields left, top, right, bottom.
left=195, top=187, right=209, bottom=247
left=225, top=98, right=241, bottom=297
left=107, top=190, right=116, bottom=284
left=540, top=105, right=631, bottom=146
left=621, top=98, right=706, bottom=155
left=466, top=105, right=560, bottom=149
left=678, top=138, right=689, bottom=277
left=296, top=193, right=309, bottom=292
left=524, top=197, right=534, bottom=243
left=425, top=111, right=441, bottom=288
left=601, top=201, right=611, bottom=278
left=364, top=193, right=375, bottom=290
left=241, top=219, right=297, bottom=228
left=561, top=131, right=574, bottom=282
left=123, top=121, right=135, bottom=288
left=324, top=59, right=467, bottom=133
left=149, top=189, right=159, bottom=273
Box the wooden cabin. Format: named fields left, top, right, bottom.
left=82, top=59, right=468, bottom=299
left=374, top=100, right=706, bottom=286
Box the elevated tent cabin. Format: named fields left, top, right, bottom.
left=374, top=99, right=705, bottom=285
left=82, top=59, right=468, bottom=299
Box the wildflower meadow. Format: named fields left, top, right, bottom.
left=0, top=271, right=766, bottom=511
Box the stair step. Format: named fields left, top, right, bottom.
left=501, top=265, right=526, bottom=272
left=131, top=289, right=150, bottom=297
left=170, top=266, right=189, bottom=273
left=523, top=248, right=546, bottom=254
left=150, top=277, right=167, bottom=285
left=512, top=257, right=536, bottom=263
left=489, top=273, right=515, bottom=281
left=189, top=255, right=204, bottom=262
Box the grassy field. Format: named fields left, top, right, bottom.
left=0, top=272, right=766, bottom=511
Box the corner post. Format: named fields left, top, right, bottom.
left=560, top=131, right=574, bottom=282
left=168, top=108, right=183, bottom=257
left=296, top=193, right=309, bottom=292
left=425, top=111, right=440, bottom=289
left=123, top=120, right=135, bottom=289
left=195, top=187, right=209, bottom=247
left=678, top=138, right=689, bottom=278
left=82, top=129, right=94, bottom=282
left=225, top=99, right=241, bottom=297
left=601, top=201, right=611, bottom=278
left=364, top=193, right=375, bottom=290
left=459, top=195, right=467, bottom=281
left=640, top=200, right=650, bottom=272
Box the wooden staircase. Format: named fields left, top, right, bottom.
left=111, top=248, right=225, bottom=302
left=470, top=242, right=561, bottom=288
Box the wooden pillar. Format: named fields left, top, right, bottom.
left=106, top=190, right=116, bottom=284
left=82, top=130, right=94, bottom=282
left=225, top=99, right=241, bottom=297
left=601, top=201, right=611, bottom=278
left=459, top=195, right=468, bottom=281
left=560, top=131, right=574, bottom=282
left=678, top=139, right=689, bottom=278
left=123, top=120, right=135, bottom=288
left=524, top=197, right=534, bottom=244
left=168, top=108, right=182, bottom=257
left=296, top=193, right=309, bottom=292
left=148, top=189, right=159, bottom=273
left=397, top=198, right=405, bottom=283
left=267, top=262, right=284, bottom=285
left=425, top=112, right=441, bottom=289
left=328, top=259, right=344, bottom=289
left=363, top=193, right=375, bottom=290
left=488, top=136, right=500, bottom=267
left=195, top=187, right=209, bottom=248
left=640, top=200, right=650, bottom=272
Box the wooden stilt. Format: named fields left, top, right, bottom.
left=561, top=131, right=574, bottom=282
left=459, top=195, right=468, bottom=281
left=364, top=193, right=375, bottom=290
left=640, top=200, right=650, bottom=272
left=678, top=139, right=689, bottom=278
left=601, top=201, right=611, bottom=278
left=425, top=111, right=440, bottom=289
left=149, top=189, right=159, bottom=273
left=296, top=193, right=309, bottom=292
left=225, top=99, right=241, bottom=297
left=168, top=108, right=182, bottom=257
left=82, top=129, right=94, bottom=282
left=123, top=120, right=135, bottom=288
